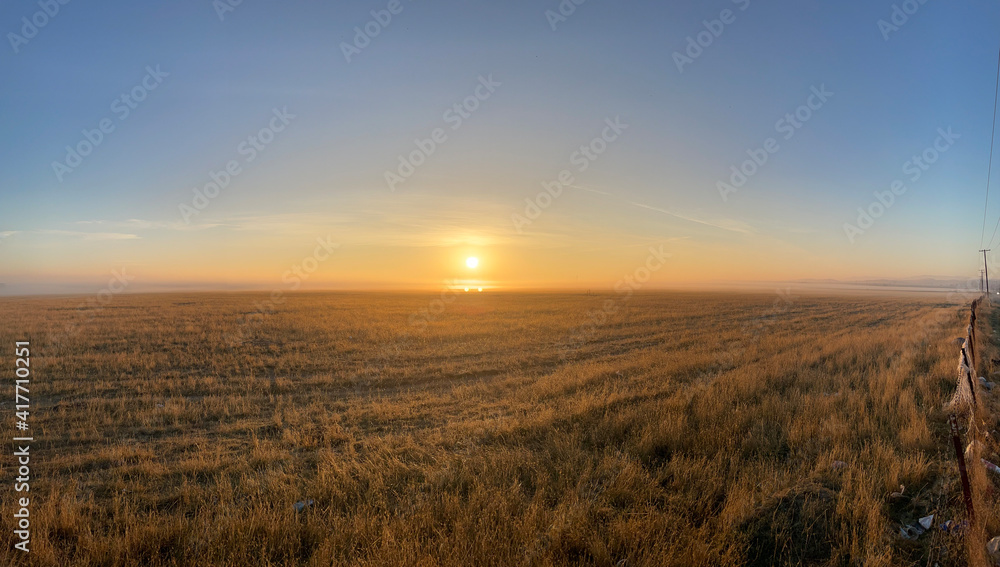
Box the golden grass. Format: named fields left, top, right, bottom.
left=0, top=290, right=996, bottom=566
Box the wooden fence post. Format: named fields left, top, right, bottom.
left=950, top=414, right=976, bottom=523
left=962, top=348, right=979, bottom=406
left=968, top=325, right=976, bottom=372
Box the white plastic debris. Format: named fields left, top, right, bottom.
left=941, top=519, right=966, bottom=534
left=294, top=499, right=314, bottom=512
left=901, top=523, right=924, bottom=539
left=900, top=515, right=935, bottom=540
left=987, top=535, right=1000, bottom=560
left=966, top=440, right=983, bottom=461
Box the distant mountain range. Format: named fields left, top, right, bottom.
left=793, top=276, right=981, bottom=289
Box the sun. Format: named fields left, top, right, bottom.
left=465, top=257, right=479, bottom=269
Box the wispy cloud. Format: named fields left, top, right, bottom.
left=581, top=236, right=691, bottom=252
left=35, top=230, right=140, bottom=240
left=567, top=184, right=614, bottom=196
left=627, top=201, right=756, bottom=234
left=76, top=219, right=222, bottom=231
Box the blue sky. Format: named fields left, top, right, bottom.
left=1, top=0, right=999, bottom=293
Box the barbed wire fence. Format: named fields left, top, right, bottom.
left=945, top=295, right=990, bottom=545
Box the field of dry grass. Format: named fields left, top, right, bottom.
left=1, top=290, right=998, bottom=566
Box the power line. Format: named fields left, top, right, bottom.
left=980, top=44, right=1000, bottom=248
left=984, top=249, right=993, bottom=297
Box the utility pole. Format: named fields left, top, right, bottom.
left=982, top=270, right=985, bottom=292
left=981, top=249, right=991, bottom=298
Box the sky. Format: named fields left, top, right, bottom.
left=1, top=0, right=999, bottom=294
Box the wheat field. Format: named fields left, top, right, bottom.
left=0, top=290, right=997, bottom=566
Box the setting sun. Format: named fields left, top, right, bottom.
left=5, top=2, right=1000, bottom=564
